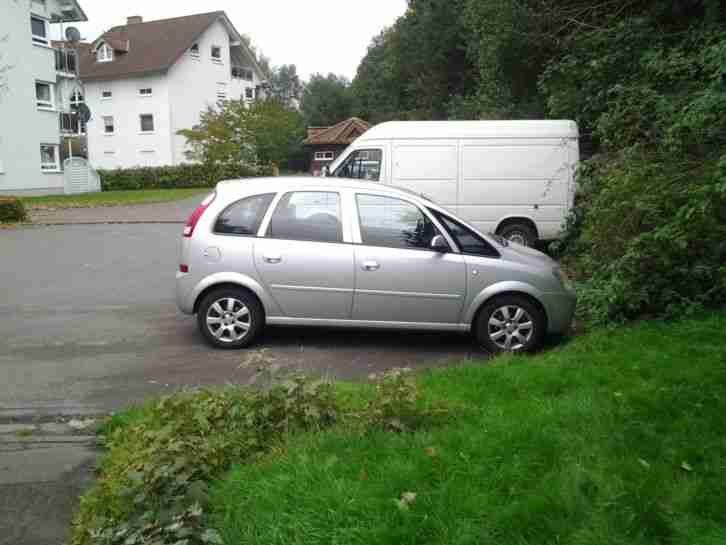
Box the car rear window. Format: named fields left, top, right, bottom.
left=214, top=193, right=275, bottom=236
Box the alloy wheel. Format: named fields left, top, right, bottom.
left=205, top=297, right=251, bottom=343
left=487, top=305, right=534, bottom=351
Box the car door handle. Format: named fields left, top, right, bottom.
left=263, top=254, right=282, bottom=264
left=361, top=260, right=380, bottom=271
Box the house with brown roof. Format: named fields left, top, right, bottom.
left=303, top=117, right=370, bottom=175
left=79, top=12, right=267, bottom=169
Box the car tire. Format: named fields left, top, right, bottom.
left=197, top=287, right=264, bottom=349
left=475, top=295, right=546, bottom=354
left=498, top=223, right=537, bottom=247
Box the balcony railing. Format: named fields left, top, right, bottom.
left=54, top=48, right=78, bottom=75
left=231, top=65, right=254, bottom=81
left=59, top=112, right=85, bottom=135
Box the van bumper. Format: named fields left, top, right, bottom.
left=540, top=288, right=577, bottom=334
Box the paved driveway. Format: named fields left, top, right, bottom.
left=0, top=220, right=477, bottom=418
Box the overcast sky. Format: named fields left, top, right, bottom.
left=57, top=0, right=407, bottom=81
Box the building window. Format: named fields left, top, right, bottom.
left=245, top=87, right=254, bottom=100
left=40, top=144, right=60, bottom=171
left=35, top=81, right=55, bottom=109
left=97, top=43, right=114, bottom=62
left=139, top=87, right=152, bottom=97
left=314, top=151, right=335, bottom=161
left=190, top=43, right=199, bottom=58
left=211, top=45, right=222, bottom=62
left=231, top=66, right=254, bottom=81
left=139, top=114, right=154, bottom=133
left=30, top=16, right=48, bottom=46
left=103, top=116, right=114, bottom=134
left=101, top=89, right=112, bottom=100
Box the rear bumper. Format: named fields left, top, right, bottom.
left=540, top=288, right=577, bottom=334
left=175, top=271, right=195, bottom=314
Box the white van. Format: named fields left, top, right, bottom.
left=325, top=120, right=579, bottom=246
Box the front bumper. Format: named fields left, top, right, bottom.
left=540, top=288, right=577, bottom=334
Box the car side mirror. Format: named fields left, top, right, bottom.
left=430, top=234, right=448, bottom=252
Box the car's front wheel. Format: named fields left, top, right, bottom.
left=197, top=287, right=264, bottom=349
left=475, top=295, right=546, bottom=354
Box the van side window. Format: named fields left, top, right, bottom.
left=432, top=210, right=499, bottom=257
left=356, top=194, right=440, bottom=250
left=214, top=193, right=275, bottom=235
left=333, top=149, right=381, bottom=181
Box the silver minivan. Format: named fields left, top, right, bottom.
left=176, top=177, right=576, bottom=353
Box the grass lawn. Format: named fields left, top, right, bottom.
left=21, top=187, right=208, bottom=210
left=211, top=316, right=726, bottom=545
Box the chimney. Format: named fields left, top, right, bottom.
left=127, top=15, right=143, bottom=25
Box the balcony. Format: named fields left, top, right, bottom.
left=59, top=112, right=84, bottom=135
left=231, top=65, right=254, bottom=81
left=55, top=48, right=78, bottom=76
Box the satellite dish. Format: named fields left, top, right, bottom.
left=77, top=103, right=91, bottom=123
left=65, top=26, right=82, bottom=43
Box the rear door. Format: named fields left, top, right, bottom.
left=351, top=192, right=466, bottom=324
left=254, top=190, right=354, bottom=319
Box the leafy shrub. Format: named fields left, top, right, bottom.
left=98, top=162, right=274, bottom=191
left=0, top=197, right=27, bottom=223
left=364, top=368, right=421, bottom=431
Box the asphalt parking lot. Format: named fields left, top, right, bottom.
left=0, top=220, right=478, bottom=418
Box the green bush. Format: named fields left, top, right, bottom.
left=98, top=162, right=274, bottom=191
left=0, top=197, right=27, bottom=223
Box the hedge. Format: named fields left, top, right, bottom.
left=97, top=163, right=274, bottom=192
left=0, top=197, right=27, bottom=223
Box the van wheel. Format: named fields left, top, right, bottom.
left=474, top=295, right=545, bottom=354
left=498, top=223, right=537, bottom=247
left=197, top=288, right=264, bottom=349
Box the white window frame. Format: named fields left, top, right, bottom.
left=35, top=80, right=55, bottom=110
left=101, top=89, right=113, bottom=100
left=211, top=45, right=222, bottom=63
left=138, top=87, right=153, bottom=97
left=103, top=115, right=115, bottom=135
left=245, top=87, right=254, bottom=100
left=97, top=43, right=114, bottom=63
left=139, top=114, right=155, bottom=134
left=189, top=43, right=200, bottom=58
left=40, top=143, right=60, bottom=172
left=30, top=15, right=49, bottom=46
left=314, top=151, right=335, bottom=161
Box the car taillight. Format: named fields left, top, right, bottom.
left=179, top=264, right=189, bottom=273
left=183, top=192, right=216, bottom=237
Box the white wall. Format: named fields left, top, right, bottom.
left=85, top=73, right=172, bottom=170
left=0, top=0, right=69, bottom=195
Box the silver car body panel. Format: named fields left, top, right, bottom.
left=176, top=177, right=576, bottom=335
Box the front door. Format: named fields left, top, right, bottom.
left=254, top=191, right=354, bottom=319
left=352, top=193, right=466, bottom=324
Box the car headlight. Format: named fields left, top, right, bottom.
left=552, top=267, right=570, bottom=288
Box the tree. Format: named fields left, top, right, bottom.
left=267, top=64, right=303, bottom=109
left=178, top=99, right=304, bottom=168
left=300, top=73, right=353, bottom=126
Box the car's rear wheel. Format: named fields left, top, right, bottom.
left=498, top=222, right=537, bottom=247
left=475, top=295, right=545, bottom=354
left=197, top=287, right=263, bottom=349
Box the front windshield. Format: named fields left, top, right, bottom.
left=331, top=149, right=382, bottom=181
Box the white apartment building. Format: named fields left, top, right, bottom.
left=0, top=0, right=88, bottom=195
left=80, top=12, right=266, bottom=170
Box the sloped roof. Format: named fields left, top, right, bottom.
left=79, top=11, right=242, bottom=81
left=303, top=117, right=370, bottom=146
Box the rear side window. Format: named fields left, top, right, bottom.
left=356, top=194, right=440, bottom=250
left=214, top=193, right=275, bottom=235
left=432, top=211, right=499, bottom=257
left=268, top=191, right=342, bottom=243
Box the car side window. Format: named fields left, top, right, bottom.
left=268, top=191, right=342, bottom=243
left=356, top=194, right=440, bottom=250
left=432, top=211, right=500, bottom=257
left=214, top=193, right=275, bottom=235
left=333, top=149, right=382, bottom=181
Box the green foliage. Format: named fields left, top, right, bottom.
left=211, top=314, right=726, bottom=545
left=266, top=64, right=304, bottom=109
left=0, top=196, right=27, bottom=222
left=98, top=163, right=269, bottom=191
left=301, top=73, right=353, bottom=126
left=178, top=98, right=304, bottom=168
left=364, top=368, right=421, bottom=431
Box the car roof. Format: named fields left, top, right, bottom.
left=215, top=176, right=436, bottom=204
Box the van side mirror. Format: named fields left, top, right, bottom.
left=321, top=165, right=329, bottom=177
left=430, top=234, right=448, bottom=252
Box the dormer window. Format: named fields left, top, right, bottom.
left=97, top=43, right=114, bottom=63
left=190, top=43, right=200, bottom=58
left=211, top=45, right=222, bottom=63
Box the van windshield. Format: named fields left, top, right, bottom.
left=331, top=149, right=382, bottom=181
